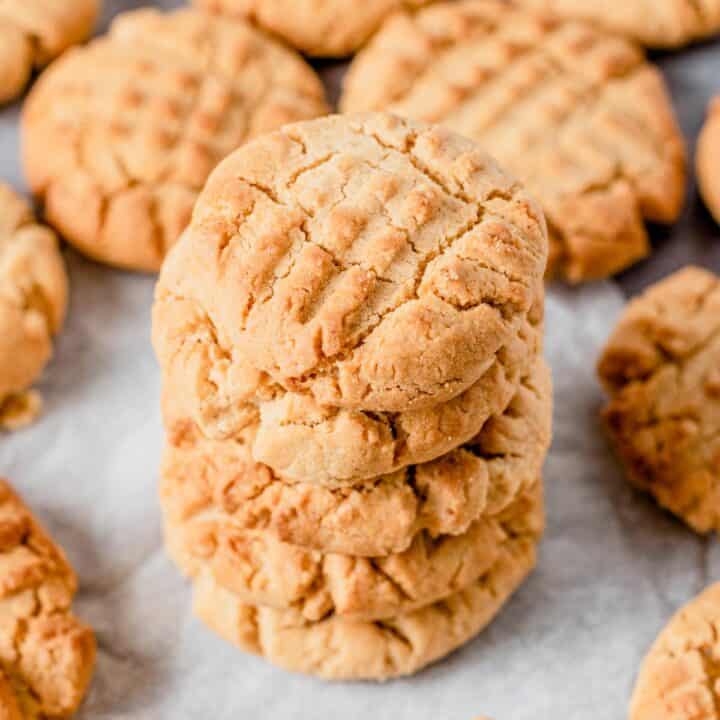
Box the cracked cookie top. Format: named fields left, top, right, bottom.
left=0, top=480, right=95, bottom=718
left=192, top=0, right=432, bottom=57
left=160, top=358, right=552, bottom=557
left=0, top=184, right=67, bottom=431
left=630, top=582, right=720, bottom=720
left=0, top=0, right=99, bottom=104
left=598, top=267, right=720, bottom=534
left=514, top=0, right=720, bottom=49
left=21, top=8, right=329, bottom=272
left=156, top=113, right=547, bottom=412
left=165, top=476, right=543, bottom=623
left=340, top=1, right=686, bottom=284
left=698, top=97, right=720, bottom=226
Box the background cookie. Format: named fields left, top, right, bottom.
left=164, top=477, right=543, bottom=622
left=697, top=96, right=720, bottom=224
left=515, top=0, right=720, bottom=49
left=341, top=1, right=686, bottom=283
left=0, top=0, right=99, bottom=104
left=0, top=479, right=95, bottom=717
left=22, top=8, right=329, bottom=272
left=160, top=360, right=552, bottom=557
left=630, top=582, right=720, bottom=719
left=156, top=112, right=547, bottom=413
left=193, top=0, right=432, bottom=57
left=0, top=184, right=67, bottom=430
left=598, top=266, right=720, bottom=533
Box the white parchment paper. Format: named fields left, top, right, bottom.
left=3, top=2, right=720, bottom=717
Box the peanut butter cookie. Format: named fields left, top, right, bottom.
left=155, top=112, right=547, bottom=413
left=598, top=267, right=720, bottom=533
left=697, top=96, right=720, bottom=225
left=0, top=184, right=67, bottom=431
left=22, top=8, right=328, bottom=272
left=0, top=480, right=95, bottom=718
left=160, top=359, right=552, bottom=557
left=515, top=0, right=720, bottom=48
left=341, top=1, right=686, bottom=283
left=630, top=582, right=720, bottom=720
left=193, top=0, right=432, bottom=57
left=165, top=477, right=543, bottom=622
left=0, top=0, right=99, bottom=104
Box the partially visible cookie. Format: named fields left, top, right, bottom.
left=0, top=0, right=100, bottom=104
left=165, top=477, right=543, bottom=622
left=598, top=267, right=720, bottom=533
left=161, top=360, right=552, bottom=556
left=630, top=582, right=720, bottom=720
left=22, top=8, right=329, bottom=272
left=697, top=97, right=720, bottom=225
left=514, top=0, right=720, bottom=49
left=193, top=0, right=432, bottom=57
left=341, top=1, right=686, bottom=283
left=155, top=112, right=547, bottom=412
left=0, top=184, right=67, bottom=431
left=192, top=516, right=539, bottom=680
left=0, top=479, right=95, bottom=718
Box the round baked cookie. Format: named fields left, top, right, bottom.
left=598, top=267, right=720, bottom=533
left=697, top=97, right=720, bottom=225
left=191, top=513, right=539, bottom=680
left=161, top=359, right=552, bottom=557
left=341, top=1, right=686, bottom=284
left=193, top=0, right=432, bottom=57
left=21, top=8, right=329, bottom=273
left=155, top=283, right=543, bottom=485
left=514, top=0, right=720, bottom=49
left=165, top=476, right=543, bottom=622
left=0, top=0, right=99, bottom=104
left=0, top=184, right=67, bottom=431
left=629, top=582, right=720, bottom=719
left=155, top=112, right=548, bottom=413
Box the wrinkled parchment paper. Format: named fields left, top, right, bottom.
left=2, top=2, right=720, bottom=717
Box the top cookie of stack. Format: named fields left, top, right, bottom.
left=153, top=112, right=547, bottom=487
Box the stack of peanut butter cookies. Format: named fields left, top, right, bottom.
left=152, top=112, right=552, bottom=680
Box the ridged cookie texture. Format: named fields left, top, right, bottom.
left=193, top=0, right=432, bottom=57
left=0, top=480, right=95, bottom=718
left=341, top=1, right=686, bottom=284
left=697, top=97, right=720, bottom=225
left=515, top=0, right=720, bottom=48
left=155, top=282, right=543, bottom=485
left=598, top=267, right=720, bottom=534
left=160, top=359, right=552, bottom=557
left=0, top=184, right=67, bottom=431
left=0, top=0, right=99, bottom=104
left=630, top=582, right=720, bottom=720
left=154, top=112, right=548, bottom=416
left=21, top=8, right=329, bottom=273
left=190, top=498, right=540, bottom=681
left=165, top=477, right=543, bottom=623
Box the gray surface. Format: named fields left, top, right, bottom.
left=1, top=3, right=720, bottom=720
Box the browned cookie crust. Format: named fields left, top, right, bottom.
left=697, top=96, right=720, bottom=225
left=22, top=8, right=328, bottom=272
left=341, top=0, right=686, bottom=283
left=515, top=0, right=720, bottom=49
left=630, top=582, right=720, bottom=720
left=598, top=267, right=720, bottom=533
left=0, top=480, right=95, bottom=718
left=161, top=359, right=552, bottom=557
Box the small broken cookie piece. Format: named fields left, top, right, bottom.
left=0, top=184, right=68, bottom=431
left=0, top=0, right=100, bottom=104
left=0, top=479, right=95, bottom=718
left=697, top=96, right=720, bottom=225
left=598, top=266, right=720, bottom=533
left=630, top=582, right=720, bottom=720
